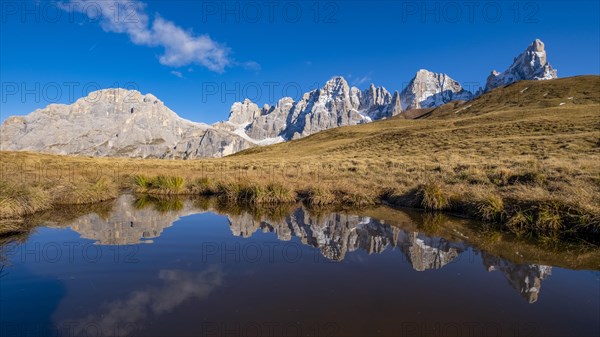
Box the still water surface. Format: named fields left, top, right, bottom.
left=0, top=195, right=598, bottom=337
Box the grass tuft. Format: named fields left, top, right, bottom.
left=417, top=182, right=450, bottom=210
left=133, top=175, right=185, bottom=194
left=53, top=177, right=118, bottom=205
left=304, top=186, right=336, bottom=206
left=133, top=175, right=151, bottom=192
left=0, top=181, right=52, bottom=218
left=472, top=193, right=505, bottom=222
left=263, top=182, right=297, bottom=204
left=189, top=177, right=219, bottom=195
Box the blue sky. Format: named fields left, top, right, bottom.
left=1, top=0, right=599, bottom=124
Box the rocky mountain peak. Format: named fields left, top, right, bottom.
left=415, top=68, right=433, bottom=78
left=228, top=98, right=263, bottom=125
left=318, top=76, right=351, bottom=97
left=485, top=39, right=558, bottom=92
left=400, top=69, right=473, bottom=110
left=220, top=69, right=472, bottom=142
left=358, top=84, right=394, bottom=120
left=1, top=88, right=253, bottom=158
left=80, top=88, right=162, bottom=105
left=325, top=75, right=347, bottom=85
left=365, top=83, right=391, bottom=104
left=276, top=97, right=295, bottom=108
left=530, top=38, right=545, bottom=53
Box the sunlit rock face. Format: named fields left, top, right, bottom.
left=223, top=76, right=399, bottom=143
left=400, top=69, right=473, bottom=110
left=223, top=74, right=462, bottom=143
left=485, top=39, right=558, bottom=92
left=0, top=89, right=254, bottom=158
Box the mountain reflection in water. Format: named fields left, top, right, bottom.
left=43, top=195, right=555, bottom=304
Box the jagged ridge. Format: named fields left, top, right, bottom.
left=1, top=39, right=560, bottom=158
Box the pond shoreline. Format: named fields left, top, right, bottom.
left=2, top=193, right=599, bottom=271
left=2, top=174, right=598, bottom=245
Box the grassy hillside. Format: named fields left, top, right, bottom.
left=1, top=76, right=599, bottom=240
left=235, top=76, right=599, bottom=159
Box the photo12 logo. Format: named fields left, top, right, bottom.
left=1, top=0, right=144, bottom=24
left=1, top=1, right=340, bottom=24
left=200, top=81, right=322, bottom=103
left=399, top=1, right=540, bottom=23
left=199, top=1, right=340, bottom=24
left=1, top=241, right=140, bottom=265
left=1, top=81, right=142, bottom=104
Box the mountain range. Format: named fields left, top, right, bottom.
left=0, top=39, right=558, bottom=158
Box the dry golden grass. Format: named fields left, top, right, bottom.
left=1, top=76, right=599, bottom=240
left=0, top=180, right=51, bottom=218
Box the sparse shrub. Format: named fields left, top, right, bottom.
left=474, top=193, right=505, bottom=222
left=264, top=182, right=296, bottom=204
left=535, top=204, right=563, bottom=233
left=219, top=182, right=298, bottom=205
left=216, top=181, right=242, bottom=201
left=133, top=175, right=185, bottom=194
left=154, top=175, right=185, bottom=194
left=0, top=181, right=52, bottom=218
left=133, top=175, right=151, bottom=192
left=305, top=186, right=335, bottom=206
left=189, top=177, right=219, bottom=195
left=0, top=197, right=21, bottom=218
left=418, top=182, right=450, bottom=210
left=54, top=177, right=118, bottom=205
left=1, top=177, right=119, bottom=219
left=336, top=188, right=376, bottom=207
left=506, top=210, right=533, bottom=236
left=238, top=184, right=265, bottom=204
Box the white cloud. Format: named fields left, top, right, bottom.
left=61, top=0, right=231, bottom=72
left=347, top=72, right=373, bottom=86
left=170, top=70, right=184, bottom=78
left=241, top=61, right=261, bottom=72
left=352, top=75, right=372, bottom=86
